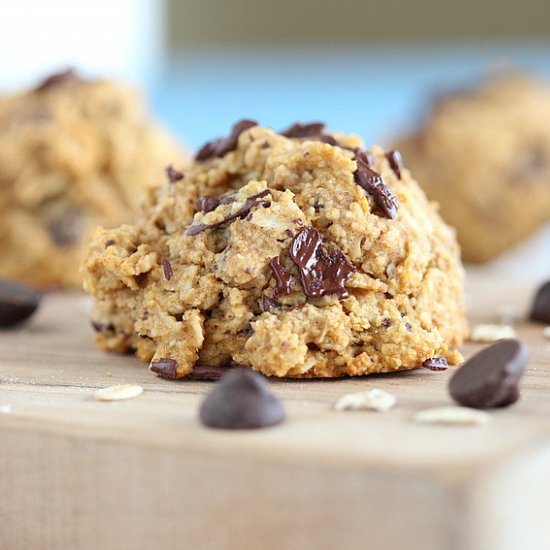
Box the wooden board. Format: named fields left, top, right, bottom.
left=1, top=275, right=550, bottom=550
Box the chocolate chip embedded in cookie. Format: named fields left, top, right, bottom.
left=83, top=121, right=467, bottom=379
left=0, top=69, right=186, bottom=288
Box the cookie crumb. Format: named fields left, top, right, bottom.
left=470, top=324, right=516, bottom=343
left=334, top=388, right=397, bottom=412
left=94, top=384, right=143, bottom=401
left=412, top=406, right=490, bottom=426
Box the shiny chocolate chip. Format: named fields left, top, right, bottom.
left=0, top=279, right=42, bottom=328
left=530, top=280, right=550, bottom=324
left=199, top=369, right=286, bottom=429
left=195, top=119, right=258, bottom=161
left=150, top=358, right=178, bottom=380
left=449, top=339, right=527, bottom=408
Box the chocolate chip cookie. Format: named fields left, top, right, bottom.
left=83, top=121, right=467, bottom=378
left=394, top=73, right=550, bottom=263
left=0, top=69, right=186, bottom=288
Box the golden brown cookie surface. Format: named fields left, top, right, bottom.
left=395, top=73, right=550, bottom=263
left=83, top=121, right=467, bottom=378
left=0, top=70, right=186, bottom=287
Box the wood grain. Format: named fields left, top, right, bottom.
left=1, top=275, right=549, bottom=550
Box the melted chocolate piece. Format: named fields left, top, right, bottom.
left=197, top=195, right=220, bottom=213
left=35, top=68, right=82, bottom=92
left=199, top=369, right=286, bottom=429
left=187, top=189, right=270, bottom=236
left=162, top=258, right=173, bottom=280
left=0, top=279, right=42, bottom=328
left=422, top=357, right=448, bottom=371
left=281, top=122, right=326, bottom=138
left=354, top=151, right=398, bottom=219
left=187, top=365, right=234, bottom=381
left=269, top=257, right=295, bottom=298
left=150, top=358, right=178, bottom=380
left=195, top=119, right=258, bottom=161
left=385, top=150, right=403, bottom=180
left=165, top=165, right=184, bottom=183
left=289, top=226, right=355, bottom=299
left=449, top=339, right=527, bottom=408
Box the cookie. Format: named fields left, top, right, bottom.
left=394, top=73, right=550, bottom=263
left=83, top=121, right=467, bottom=379
left=0, top=69, right=186, bottom=288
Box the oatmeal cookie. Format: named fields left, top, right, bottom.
left=394, top=73, right=550, bottom=263
left=83, top=121, right=467, bottom=378
left=0, top=69, right=186, bottom=287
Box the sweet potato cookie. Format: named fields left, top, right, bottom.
left=83, top=121, right=467, bottom=378
left=394, top=73, right=550, bottom=263
left=0, top=69, right=186, bottom=287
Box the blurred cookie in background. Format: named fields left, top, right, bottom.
left=394, top=72, right=550, bottom=263
left=0, top=69, right=187, bottom=288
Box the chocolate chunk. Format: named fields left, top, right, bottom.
left=269, top=257, right=295, bottom=298
left=260, top=295, right=279, bottom=312
left=530, top=281, right=550, bottom=324
left=199, top=369, right=286, bottom=429
left=381, top=318, right=392, bottom=328
left=165, top=165, right=184, bottom=183
left=385, top=150, right=403, bottom=180
left=0, top=279, right=42, bottom=328
left=449, top=339, right=527, bottom=408
left=354, top=152, right=398, bottom=219
left=422, top=357, right=448, bottom=371
left=35, top=68, right=82, bottom=92
left=355, top=149, right=376, bottom=167
left=104, top=239, right=115, bottom=248
left=46, top=207, right=83, bottom=246
left=187, top=365, right=233, bottom=381
left=289, top=226, right=356, bottom=299
left=187, top=189, right=270, bottom=236
left=91, top=321, right=115, bottom=333
left=281, top=122, right=325, bottom=138
left=195, top=119, right=258, bottom=161
left=150, top=358, right=178, bottom=380
left=161, top=258, right=173, bottom=280
left=197, top=195, right=220, bottom=213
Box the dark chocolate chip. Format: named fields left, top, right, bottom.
left=35, top=68, right=82, bottom=92
left=269, top=257, right=295, bottom=298
left=195, top=119, right=258, bottom=161
left=385, top=150, right=404, bottom=180
left=199, top=369, right=286, bottom=429
left=197, top=195, right=220, bottom=213
left=165, top=165, right=184, bottom=183
left=530, top=280, right=550, bottom=324
left=104, top=239, right=115, bottom=248
left=289, top=226, right=356, bottom=299
left=355, top=149, right=376, bottom=167
left=0, top=279, right=42, bottom=328
left=187, top=189, right=270, bottom=236
left=317, top=134, right=340, bottom=146
left=381, top=318, right=392, bottom=328
left=46, top=207, right=83, bottom=246
left=162, top=258, right=173, bottom=281
left=150, top=358, right=178, bottom=380
left=280, top=122, right=325, bottom=138
left=405, top=322, right=412, bottom=332
left=449, top=339, right=527, bottom=408
left=422, top=357, right=448, bottom=371
left=260, top=295, right=279, bottom=312
left=91, top=321, right=115, bottom=333
left=354, top=152, right=398, bottom=219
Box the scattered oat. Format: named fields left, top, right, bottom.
left=94, top=384, right=143, bottom=401
left=334, top=388, right=397, bottom=412
left=470, top=324, right=516, bottom=343
left=0, top=404, right=12, bottom=414
left=543, top=327, right=550, bottom=339
left=412, top=406, right=490, bottom=426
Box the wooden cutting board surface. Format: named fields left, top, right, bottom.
left=0, top=275, right=549, bottom=550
